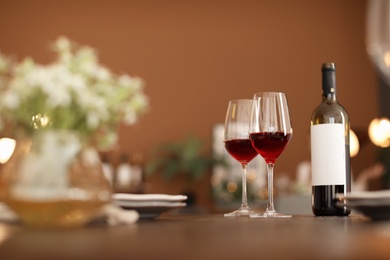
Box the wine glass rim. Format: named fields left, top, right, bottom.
left=253, top=91, right=286, bottom=96
left=228, top=99, right=252, bottom=103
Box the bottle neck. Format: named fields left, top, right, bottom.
left=322, top=92, right=337, bottom=102
left=322, top=69, right=337, bottom=102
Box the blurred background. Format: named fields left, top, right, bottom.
left=0, top=0, right=385, bottom=212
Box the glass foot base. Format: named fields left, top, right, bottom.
left=224, top=206, right=256, bottom=217
left=250, top=210, right=292, bottom=218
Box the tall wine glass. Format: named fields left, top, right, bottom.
left=223, top=99, right=258, bottom=217
left=249, top=92, right=293, bottom=218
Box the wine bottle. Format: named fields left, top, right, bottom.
left=311, top=62, right=351, bottom=216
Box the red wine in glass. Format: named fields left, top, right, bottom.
left=223, top=99, right=258, bottom=217
left=249, top=92, right=293, bottom=218
left=249, top=132, right=292, bottom=164
left=225, top=139, right=258, bottom=165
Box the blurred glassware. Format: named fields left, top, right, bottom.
left=366, top=0, right=390, bottom=86
left=0, top=130, right=111, bottom=228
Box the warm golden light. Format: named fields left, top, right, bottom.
left=0, top=138, right=16, bottom=164
left=368, top=117, right=390, bottom=148
left=226, top=181, right=237, bottom=193
left=0, top=225, right=10, bottom=244
left=32, top=113, right=50, bottom=129
left=384, top=51, right=390, bottom=67
left=210, top=174, right=220, bottom=186
left=247, top=169, right=257, bottom=182
left=349, top=129, right=359, bottom=157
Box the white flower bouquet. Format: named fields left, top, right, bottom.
left=0, top=37, right=149, bottom=149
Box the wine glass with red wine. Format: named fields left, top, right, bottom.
left=249, top=92, right=293, bottom=218
left=223, top=99, right=258, bottom=217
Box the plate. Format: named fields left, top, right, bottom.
left=113, top=193, right=187, bottom=202
left=113, top=201, right=186, bottom=219
left=112, top=194, right=187, bottom=219
left=114, top=200, right=186, bottom=208
left=337, top=191, right=390, bottom=220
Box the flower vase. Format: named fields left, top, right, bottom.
left=0, top=130, right=112, bottom=228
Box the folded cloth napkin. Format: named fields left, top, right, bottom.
left=101, top=204, right=139, bottom=226
left=0, top=203, right=139, bottom=227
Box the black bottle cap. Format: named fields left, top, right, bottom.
left=321, top=62, right=336, bottom=71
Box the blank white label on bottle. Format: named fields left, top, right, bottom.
left=310, top=124, right=346, bottom=186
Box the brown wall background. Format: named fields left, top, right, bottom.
left=0, top=0, right=381, bottom=210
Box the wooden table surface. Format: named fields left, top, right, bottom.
left=0, top=213, right=389, bottom=260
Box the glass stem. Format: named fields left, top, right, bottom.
left=241, top=163, right=249, bottom=208
left=266, top=163, right=275, bottom=212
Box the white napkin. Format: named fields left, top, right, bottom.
left=102, top=204, right=139, bottom=226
